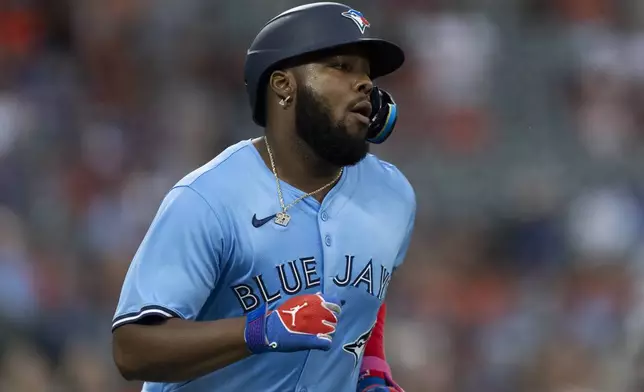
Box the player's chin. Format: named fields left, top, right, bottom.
left=344, top=115, right=370, bottom=138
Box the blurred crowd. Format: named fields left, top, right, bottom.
left=2, top=0, right=644, bottom=391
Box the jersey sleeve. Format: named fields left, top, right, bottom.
left=375, top=157, right=416, bottom=270
left=112, top=185, right=226, bottom=331
left=393, top=190, right=416, bottom=270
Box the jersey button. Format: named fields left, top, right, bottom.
left=321, top=211, right=329, bottom=221
left=299, top=388, right=308, bottom=392
left=324, top=235, right=332, bottom=246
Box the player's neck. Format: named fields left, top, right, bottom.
left=253, top=133, right=341, bottom=196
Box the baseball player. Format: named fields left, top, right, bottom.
left=111, top=3, right=415, bottom=392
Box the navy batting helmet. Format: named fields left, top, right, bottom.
left=244, top=2, right=404, bottom=144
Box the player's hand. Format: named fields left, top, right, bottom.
left=357, top=369, right=404, bottom=392
left=244, top=292, right=343, bottom=354
left=360, top=387, right=398, bottom=392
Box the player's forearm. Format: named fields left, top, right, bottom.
left=112, top=317, right=250, bottom=382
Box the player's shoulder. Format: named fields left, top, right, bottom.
left=174, top=140, right=252, bottom=197
left=358, top=153, right=415, bottom=207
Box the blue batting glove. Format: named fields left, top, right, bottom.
left=245, top=292, right=343, bottom=354
left=357, top=375, right=397, bottom=392
left=357, top=367, right=403, bottom=392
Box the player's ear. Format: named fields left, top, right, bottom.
left=268, top=70, right=295, bottom=104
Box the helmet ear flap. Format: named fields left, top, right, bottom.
left=366, top=87, right=397, bottom=144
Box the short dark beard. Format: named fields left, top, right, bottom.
left=294, top=84, right=369, bottom=167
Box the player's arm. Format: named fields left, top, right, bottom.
left=358, top=192, right=416, bottom=392
left=111, top=186, right=247, bottom=382
left=111, top=186, right=343, bottom=383
left=114, top=294, right=343, bottom=383
left=356, top=304, right=403, bottom=392
left=113, top=316, right=250, bottom=382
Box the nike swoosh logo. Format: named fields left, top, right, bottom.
left=252, top=213, right=276, bottom=228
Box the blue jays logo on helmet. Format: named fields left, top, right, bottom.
left=341, top=9, right=370, bottom=34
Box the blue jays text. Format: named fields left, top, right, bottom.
left=233, top=255, right=394, bottom=312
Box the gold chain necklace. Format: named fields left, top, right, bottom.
left=264, top=137, right=343, bottom=227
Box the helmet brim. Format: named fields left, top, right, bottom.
left=286, top=38, right=404, bottom=79
left=351, top=38, right=405, bottom=79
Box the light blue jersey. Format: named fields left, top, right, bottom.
left=113, top=139, right=416, bottom=392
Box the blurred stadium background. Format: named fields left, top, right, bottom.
left=1, top=0, right=644, bottom=391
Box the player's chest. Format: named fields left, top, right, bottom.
left=224, top=204, right=403, bottom=314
